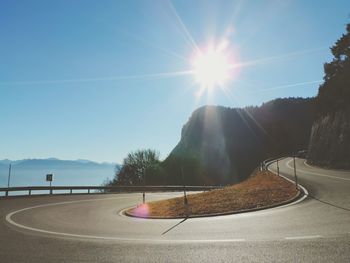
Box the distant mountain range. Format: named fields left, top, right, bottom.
left=0, top=158, right=117, bottom=167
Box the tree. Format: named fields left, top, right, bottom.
left=317, top=23, right=350, bottom=115
left=113, top=149, right=163, bottom=185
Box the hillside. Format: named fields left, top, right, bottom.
left=307, top=23, right=350, bottom=169
left=163, top=97, right=315, bottom=185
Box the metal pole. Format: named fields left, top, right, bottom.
left=142, top=171, right=146, bottom=204
left=50, top=181, right=52, bottom=194
left=293, top=156, right=298, bottom=189
left=7, top=164, right=12, bottom=188
left=181, top=166, right=188, bottom=204
left=181, top=166, right=189, bottom=217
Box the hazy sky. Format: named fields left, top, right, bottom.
left=1, top=0, right=349, bottom=163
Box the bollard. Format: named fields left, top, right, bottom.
left=293, top=156, right=298, bottom=189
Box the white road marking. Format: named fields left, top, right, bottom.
left=5, top=196, right=246, bottom=243
left=267, top=163, right=309, bottom=200
left=303, top=160, right=315, bottom=169
left=286, top=159, right=350, bottom=181
left=285, top=235, right=322, bottom=240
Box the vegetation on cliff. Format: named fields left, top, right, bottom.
left=308, top=23, right=350, bottom=168
left=316, top=24, right=350, bottom=115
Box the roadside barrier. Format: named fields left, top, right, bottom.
left=0, top=185, right=221, bottom=197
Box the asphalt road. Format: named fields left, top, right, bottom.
left=0, top=157, right=349, bottom=262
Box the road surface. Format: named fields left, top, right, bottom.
left=0, top=157, right=349, bottom=262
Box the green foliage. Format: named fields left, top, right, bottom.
left=317, top=23, right=350, bottom=115
left=111, top=149, right=163, bottom=185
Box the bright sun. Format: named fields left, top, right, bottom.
left=192, top=45, right=231, bottom=89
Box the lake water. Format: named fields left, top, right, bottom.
left=0, top=165, right=115, bottom=196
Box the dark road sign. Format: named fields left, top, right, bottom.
left=46, top=174, right=53, bottom=182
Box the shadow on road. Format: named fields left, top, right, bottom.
left=162, top=218, right=187, bottom=235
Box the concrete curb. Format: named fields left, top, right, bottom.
left=123, top=189, right=303, bottom=219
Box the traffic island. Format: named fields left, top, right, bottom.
left=125, top=170, right=301, bottom=219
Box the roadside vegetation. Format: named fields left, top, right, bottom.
left=104, top=149, right=205, bottom=187
left=104, top=149, right=164, bottom=187
left=126, top=170, right=299, bottom=218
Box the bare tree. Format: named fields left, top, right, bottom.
left=114, top=149, right=162, bottom=185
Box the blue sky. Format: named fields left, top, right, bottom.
left=1, top=0, right=349, bottom=163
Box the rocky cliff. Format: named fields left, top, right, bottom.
left=308, top=109, right=350, bottom=168
left=307, top=23, right=350, bottom=169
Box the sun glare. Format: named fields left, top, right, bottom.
left=192, top=43, right=232, bottom=89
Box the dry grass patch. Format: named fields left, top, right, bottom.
left=126, top=170, right=299, bottom=218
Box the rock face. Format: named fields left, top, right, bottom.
left=308, top=109, right=350, bottom=169
left=165, top=98, right=315, bottom=185
left=306, top=23, right=350, bottom=169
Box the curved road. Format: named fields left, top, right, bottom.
left=0, top=157, right=349, bottom=262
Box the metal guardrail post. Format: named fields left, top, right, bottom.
left=7, top=164, right=12, bottom=189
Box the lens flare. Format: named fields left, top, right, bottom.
left=133, top=204, right=149, bottom=217
left=192, top=42, right=233, bottom=89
